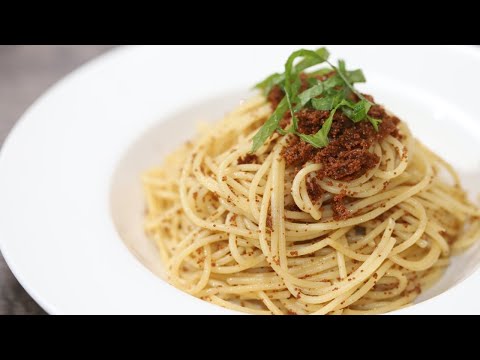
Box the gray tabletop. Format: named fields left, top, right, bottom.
left=0, top=45, right=117, bottom=315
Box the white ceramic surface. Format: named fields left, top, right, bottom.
left=1, top=45, right=480, bottom=315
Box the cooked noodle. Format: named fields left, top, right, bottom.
left=142, top=94, right=480, bottom=315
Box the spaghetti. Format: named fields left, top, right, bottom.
left=142, top=49, right=480, bottom=315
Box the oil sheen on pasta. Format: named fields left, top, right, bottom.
left=142, top=50, right=480, bottom=315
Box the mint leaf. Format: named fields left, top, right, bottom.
left=337, top=60, right=366, bottom=84
left=298, top=104, right=340, bottom=148
left=252, top=47, right=381, bottom=152
left=307, top=77, right=320, bottom=87
left=254, top=73, right=284, bottom=95
left=297, top=83, right=324, bottom=107
left=295, top=48, right=330, bottom=73
left=312, top=97, right=335, bottom=111
left=284, top=49, right=330, bottom=131
left=338, top=59, right=347, bottom=75
left=347, top=69, right=366, bottom=84
left=311, top=89, right=345, bottom=111
left=330, top=60, right=371, bottom=105
left=322, top=75, right=343, bottom=92
left=251, top=98, right=289, bottom=153
left=340, top=99, right=372, bottom=123
left=368, top=116, right=382, bottom=132
left=307, top=68, right=333, bottom=78
left=254, top=48, right=330, bottom=97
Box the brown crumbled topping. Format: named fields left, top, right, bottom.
left=266, top=216, right=273, bottom=231
left=279, top=112, right=293, bottom=130
left=270, top=82, right=401, bottom=182
left=281, top=136, right=317, bottom=167
left=332, top=191, right=351, bottom=221
left=267, top=85, right=284, bottom=110
left=306, top=177, right=324, bottom=203
left=296, top=108, right=330, bottom=135
left=238, top=154, right=259, bottom=165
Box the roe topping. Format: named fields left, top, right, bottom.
left=273, top=92, right=401, bottom=182
left=238, top=154, right=259, bottom=165
left=332, top=192, right=350, bottom=221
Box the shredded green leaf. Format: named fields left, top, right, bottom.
left=312, top=97, right=334, bottom=111
left=254, top=47, right=330, bottom=96
left=280, top=49, right=330, bottom=133
left=368, top=116, right=382, bottom=131
left=307, top=68, right=333, bottom=78
left=251, top=97, right=288, bottom=153
left=251, top=47, right=381, bottom=153
left=297, top=105, right=340, bottom=148
left=254, top=73, right=284, bottom=96
left=338, top=60, right=366, bottom=84
left=284, top=87, right=298, bottom=131
left=340, top=99, right=372, bottom=123
left=331, top=59, right=371, bottom=105
left=297, top=83, right=324, bottom=107
left=294, top=48, right=330, bottom=73
left=347, top=69, right=366, bottom=84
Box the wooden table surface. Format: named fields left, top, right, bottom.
left=0, top=45, right=116, bottom=315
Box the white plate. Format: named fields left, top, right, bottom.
left=1, top=45, right=480, bottom=315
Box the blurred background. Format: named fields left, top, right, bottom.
left=0, top=45, right=117, bottom=314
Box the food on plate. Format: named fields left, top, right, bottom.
left=142, top=47, right=480, bottom=315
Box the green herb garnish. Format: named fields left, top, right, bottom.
left=298, top=104, right=339, bottom=148
left=251, top=98, right=289, bottom=153
left=251, top=47, right=378, bottom=154
left=340, top=99, right=372, bottom=123
left=254, top=48, right=330, bottom=96
left=311, top=96, right=334, bottom=111
left=368, top=116, right=382, bottom=131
